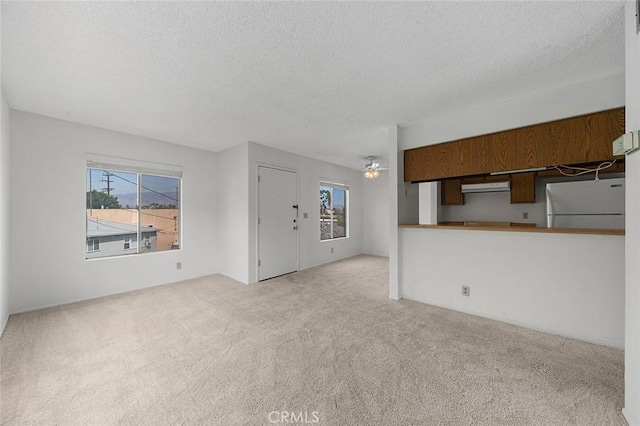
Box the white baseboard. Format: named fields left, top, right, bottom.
left=623, top=408, right=636, bottom=426
left=0, top=313, right=8, bottom=338
left=402, top=293, right=624, bottom=350
left=9, top=274, right=216, bottom=315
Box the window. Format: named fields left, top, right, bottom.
left=123, top=236, right=137, bottom=250
left=87, top=238, right=100, bottom=252
left=86, top=160, right=181, bottom=259
left=320, top=182, right=348, bottom=240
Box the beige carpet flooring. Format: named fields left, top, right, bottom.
left=1, top=255, right=625, bottom=425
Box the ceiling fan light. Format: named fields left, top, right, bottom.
left=364, top=156, right=382, bottom=179
left=364, top=168, right=380, bottom=179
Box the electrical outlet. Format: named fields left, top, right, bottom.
left=303, top=212, right=308, bottom=219
left=176, top=262, right=182, bottom=270
left=462, top=285, right=470, bottom=297
left=331, top=247, right=334, bottom=254
left=522, top=212, right=529, bottom=219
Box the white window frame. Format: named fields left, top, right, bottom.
left=320, top=181, right=349, bottom=241
left=85, top=155, right=182, bottom=260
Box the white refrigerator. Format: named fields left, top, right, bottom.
left=546, top=178, right=625, bottom=230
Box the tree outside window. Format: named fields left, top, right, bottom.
left=320, top=183, right=348, bottom=240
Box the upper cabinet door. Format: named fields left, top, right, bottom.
left=404, top=140, right=463, bottom=181
left=484, top=131, right=517, bottom=173
left=556, top=114, right=590, bottom=165
left=513, top=123, right=557, bottom=170
left=584, top=108, right=625, bottom=162
left=461, top=135, right=488, bottom=176
left=404, top=145, right=436, bottom=182
left=436, top=141, right=463, bottom=178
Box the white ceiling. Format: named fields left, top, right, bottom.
left=1, top=1, right=625, bottom=170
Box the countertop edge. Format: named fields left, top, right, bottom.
left=398, top=224, right=625, bottom=236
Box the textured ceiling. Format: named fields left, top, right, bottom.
left=1, top=1, right=625, bottom=170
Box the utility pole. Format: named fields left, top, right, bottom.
left=101, top=171, right=115, bottom=195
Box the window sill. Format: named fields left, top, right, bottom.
left=320, top=237, right=349, bottom=242
left=85, top=248, right=182, bottom=261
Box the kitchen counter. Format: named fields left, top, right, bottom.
left=399, top=223, right=625, bottom=236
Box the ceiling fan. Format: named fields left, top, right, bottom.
left=363, top=156, right=388, bottom=179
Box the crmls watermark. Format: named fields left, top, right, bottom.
left=268, top=411, right=320, bottom=424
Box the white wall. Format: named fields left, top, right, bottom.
left=399, top=182, right=419, bottom=225
left=218, top=143, right=250, bottom=284
left=247, top=142, right=363, bottom=283
left=442, top=189, right=545, bottom=226
left=401, top=228, right=625, bottom=348
left=9, top=111, right=219, bottom=313
left=389, top=125, right=400, bottom=300
left=396, top=73, right=626, bottom=349
left=625, top=0, right=640, bottom=423
left=0, top=93, right=10, bottom=334
left=400, top=72, right=625, bottom=151
left=362, top=173, right=389, bottom=257
left=418, top=182, right=439, bottom=225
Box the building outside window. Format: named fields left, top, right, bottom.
left=86, top=159, right=181, bottom=260
left=320, top=182, right=348, bottom=241
left=87, top=238, right=100, bottom=252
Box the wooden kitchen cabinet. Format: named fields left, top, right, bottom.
left=436, top=142, right=463, bottom=178
left=555, top=114, right=588, bottom=165
left=404, top=146, right=433, bottom=182
left=513, top=124, right=557, bottom=170
left=460, top=135, right=488, bottom=176
left=555, top=108, right=625, bottom=165
left=404, top=107, right=625, bottom=183
left=441, top=179, right=464, bottom=205
left=483, top=132, right=517, bottom=173
left=460, top=134, right=518, bottom=176
left=405, top=141, right=463, bottom=181
left=510, top=172, right=536, bottom=204
left=585, top=108, right=625, bottom=162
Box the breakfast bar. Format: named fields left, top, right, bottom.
left=398, top=224, right=624, bottom=348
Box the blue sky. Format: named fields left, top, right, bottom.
left=333, top=189, right=345, bottom=209
left=87, top=169, right=136, bottom=196
left=321, top=186, right=345, bottom=210
left=87, top=169, right=180, bottom=206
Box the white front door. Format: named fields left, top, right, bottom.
left=258, top=166, right=298, bottom=281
